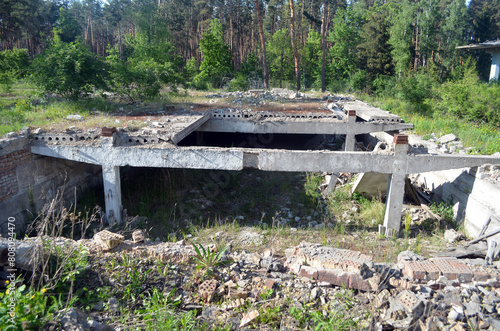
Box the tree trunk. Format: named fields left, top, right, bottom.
left=289, top=0, right=301, bottom=91
left=255, top=0, right=269, bottom=89
left=320, top=0, right=327, bottom=92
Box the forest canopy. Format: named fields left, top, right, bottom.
left=0, top=1, right=499, bottom=109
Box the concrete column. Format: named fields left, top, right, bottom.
left=490, top=52, right=500, bottom=81
left=345, top=110, right=357, bottom=151
left=101, top=127, right=122, bottom=224
left=382, top=134, right=408, bottom=237
left=102, top=165, right=122, bottom=224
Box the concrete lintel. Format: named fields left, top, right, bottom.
left=407, top=154, right=500, bottom=174
left=31, top=145, right=244, bottom=170
left=199, top=118, right=413, bottom=135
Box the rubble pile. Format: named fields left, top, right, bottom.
left=3, top=230, right=500, bottom=330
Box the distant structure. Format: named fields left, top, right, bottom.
left=457, top=40, right=500, bottom=81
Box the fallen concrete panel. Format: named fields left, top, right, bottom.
left=352, top=172, right=389, bottom=198
left=171, top=113, right=211, bottom=145
left=343, top=100, right=403, bottom=122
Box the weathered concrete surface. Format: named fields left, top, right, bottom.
left=413, top=167, right=500, bottom=239
left=31, top=133, right=500, bottom=235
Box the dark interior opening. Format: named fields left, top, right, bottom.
left=178, top=131, right=342, bottom=150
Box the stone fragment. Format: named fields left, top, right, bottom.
left=260, top=257, right=283, bottom=272
left=463, top=301, right=481, bottom=317
left=108, top=297, right=120, bottom=314
left=94, top=230, right=124, bottom=250
left=239, top=310, right=260, bottom=328
left=444, top=229, right=465, bottom=244
left=439, top=133, right=457, bottom=144
left=132, top=229, right=145, bottom=243
left=66, top=114, right=84, bottom=121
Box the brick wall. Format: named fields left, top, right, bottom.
left=0, top=148, right=31, bottom=202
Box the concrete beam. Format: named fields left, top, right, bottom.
left=198, top=118, right=413, bottom=135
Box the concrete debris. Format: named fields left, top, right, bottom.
left=93, top=230, right=124, bottom=250
left=445, top=229, right=466, bottom=244
left=0, top=237, right=43, bottom=271
left=439, top=133, right=458, bottom=144
left=59, top=307, right=113, bottom=331
left=132, top=229, right=145, bottom=243
left=66, top=114, right=84, bottom=121
left=239, top=310, right=260, bottom=328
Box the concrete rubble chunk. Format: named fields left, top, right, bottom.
left=396, top=290, right=425, bottom=319
left=239, top=310, right=259, bottom=327
left=94, top=230, right=124, bottom=250
left=445, top=229, right=465, bottom=244
left=132, top=229, right=145, bottom=243
left=439, top=133, right=457, bottom=144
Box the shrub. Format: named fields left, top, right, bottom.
left=0, top=49, right=30, bottom=92
left=107, top=33, right=183, bottom=100
left=30, top=40, right=107, bottom=99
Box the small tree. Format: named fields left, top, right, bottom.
left=30, top=40, right=107, bottom=99
left=193, top=19, right=233, bottom=89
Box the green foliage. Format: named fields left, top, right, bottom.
left=54, top=7, right=81, bottom=43
left=328, top=8, right=361, bottom=80
left=193, top=19, right=233, bottom=89
left=266, top=29, right=294, bottom=88
left=0, top=49, right=30, bottom=92
left=107, top=33, right=182, bottom=100
left=192, top=242, right=228, bottom=277
left=31, top=40, right=107, bottom=99
left=303, top=30, right=322, bottom=88
left=430, top=201, right=455, bottom=224
left=399, top=72, right=436, bottom=106
left=184, top=57, right=199, bottom=82
left=389, top=0, right=415, bottom=76
left=0, top=284, right=64, bottom=330
left=304, top=173, right=322, bottom=206
left=435, top=70, right=500, bottom=124
left=358, top=11, right=393, bottom=80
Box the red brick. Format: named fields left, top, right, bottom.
left=404, top=261, right=427, bottom=280
left=431, top=259, right=458, bottom=280
left=299, top=266, right=318, bottom=279
left=348, top=273, right=372, bottom=292
left=317, top=269, right=350, bottom=287
left=474, top=271, right=490, bottom=282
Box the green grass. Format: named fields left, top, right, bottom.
left=0, top=96, right=116, bottom=135
left=374, top=97, right=500, bottom=155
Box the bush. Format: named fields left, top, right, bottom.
left=436, top=76, right=500, bottom=125
left=107, top=33, right=183, bottom=100
left=398, top=73, right=435, bottom=105
left=349, top=70, right=369, bottom=92
left=0, top=49, right=30, bottom=92
left=228, top=73, right=249, bottom=91
left=30, top=40, right=107, bottom=99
